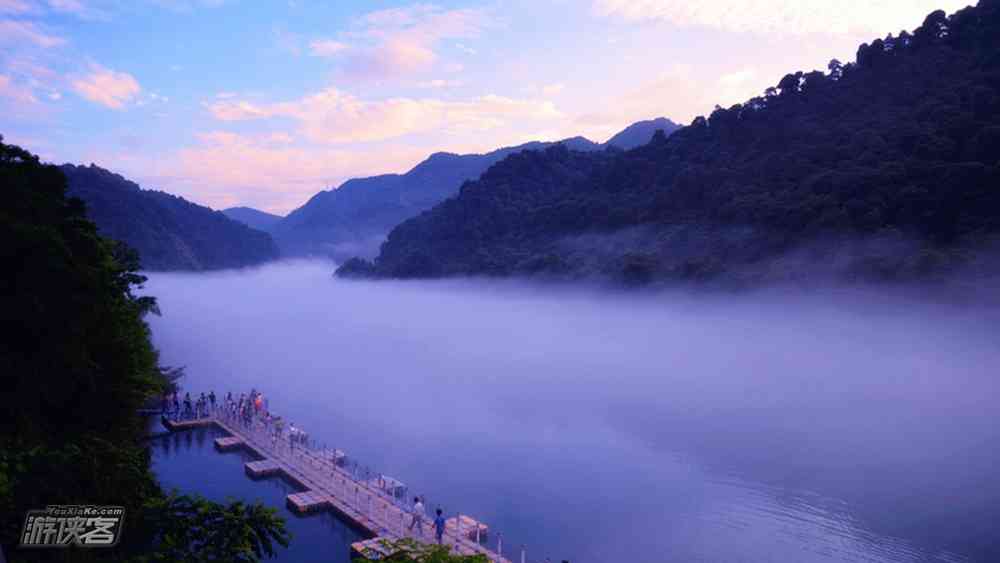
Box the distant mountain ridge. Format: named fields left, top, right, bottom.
left=604, top=117, right=680, bottom=150
left=62, top=164, right=279, bottom=271
left=337, top=3, right=1000, bottom=284
left=223, top=206, right=283, bottom=233
left=271, top=118, right=680, bottom=259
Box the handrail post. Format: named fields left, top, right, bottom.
left=498, top=532, right=502, bottom=561
left=521, top=545, right=526, bottom=563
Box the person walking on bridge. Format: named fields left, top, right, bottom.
left=408, top=497, right=425, bottom=537
left=209, top=391, right=216, bottom=412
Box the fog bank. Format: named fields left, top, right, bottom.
left=142, top=260, right=1000, bottom=563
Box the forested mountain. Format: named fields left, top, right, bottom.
left=223, top=206, right=283, bottom=233
left=272, top=137, right=600, bottom=259
left=604, top=117, right=680, bottom=150
left=1, top=139, right=290, bottom=561
left=339, top=2, right=1000, bottom=284
left=271, top=121, right=675, bottom=260
left=62, top=164, right=279, bottom=270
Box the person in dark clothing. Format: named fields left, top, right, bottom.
left=209, top=391, right=216, bottom=411
left=434, top=508, right=446, bottom=545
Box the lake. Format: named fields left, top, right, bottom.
left=144, top=260, right=1000, bottom=562
left=149, top=421, right=364, bottom=562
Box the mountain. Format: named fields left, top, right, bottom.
left=271, top=120, right=681, bottom=261
left=271, top=136, right=606, bottom=260
left=338, top=2, right=1000, bottom=285
left=604, top=117, right=680, bottom=149
left=62, top=164, right=280, bottom=271
left=223, top=206, right=283, bottom=232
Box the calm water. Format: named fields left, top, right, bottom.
left=149, top=422, right=364, bottom=562
left=143, top=261, right=1000, bottom=562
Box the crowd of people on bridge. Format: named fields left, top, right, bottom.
left=161, top=387, right=470, bottom=548
left=224, top=389, right=311, bottom=449
left=163, top=387, right=316, bottom=451
left=162, top=391, right=215, bottom=420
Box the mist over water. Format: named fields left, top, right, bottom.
left=143, top=260, right=1000, bottom=563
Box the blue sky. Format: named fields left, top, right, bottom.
left=0, top=0, right=972, bottom=214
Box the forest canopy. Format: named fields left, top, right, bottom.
left=0, top=138, right=287, bottom=562
left=341, top=1, right=1000, bottom=285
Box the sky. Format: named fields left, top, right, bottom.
left=0, top=0, right=973, bottom=215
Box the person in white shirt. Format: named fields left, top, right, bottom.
left=408, top=496, right=425, bottom=536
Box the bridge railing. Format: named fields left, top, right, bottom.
left=167, top=396, right=543, bottom=562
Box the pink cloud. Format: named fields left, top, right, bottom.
left=0, top=73, right=55, bottom=120
left=592, top=0, right=971, bottom=36
left=0, top=74, right=39, bottom=104
left=207, top=87, right=563, bottom=144
left=151, top=131, right=430, bottom=213
left=46, top=0, right=94, bottom=17
left=0, top=19, right=66, bottom=47
left=71, top=64, right=141, bottom=109
left=309, top=39, right=348, bottom=57
left=314, top=4, right=490, bottom=78
left=0, top=0, right=35, bottom=14
left=416, top=78, right=463, bottom=89
left=362, top=37, right=436, bottom=74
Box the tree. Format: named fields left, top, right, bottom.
left=0, top=138, right=293, bottom=561
left=827, top=59, right=843, bottom=80
left=777, top=72, right=801, bottom=95
left=338, top=1, right=1000, bottom=285
left=355, top=538, right=489, bottom=563
left=135, top=494, right=291, bottom=563
left=915, top=9, right=949, bottom=44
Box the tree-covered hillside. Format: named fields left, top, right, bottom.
left=272, top=137, right=602, bottom=260
left=1, top=139, right=290, bottom=562
left=63, top=164, right=279, bottom=271
left=223, top=206, right=284, bottom=233
left=603, top=117, right=680, bottom=150
left=273, top=121, right=677, bottom=261
left=340, top=2, right=1000, bottom=284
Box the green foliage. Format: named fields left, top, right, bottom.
left=0, top=138, right=290, bottom=561
left=337, top=256, right=378, bottom=279
left=344, top=1, right=1000, bottom=285
left=133, top=493, right=290, bottom=563
left=61, top=163, right=279, bottom=271
left=355, top=538, right=489, bottom=563
left=0, top=137, right=162, bottom=447
left=275, top=126, right=681, bottom=262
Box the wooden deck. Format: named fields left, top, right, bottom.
left=214, top=436, right=243, bottom=451
left=161, top=416, right=214, bottom=431
left=245, top=459, right=282, bottom=478
left=163, top=412, right=512, bottom=562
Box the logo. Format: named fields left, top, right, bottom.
left=19, top=505, right=125, bottom=548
